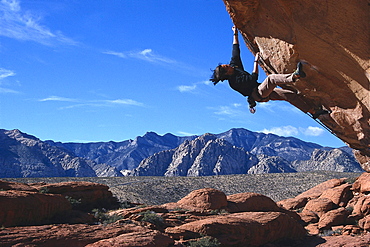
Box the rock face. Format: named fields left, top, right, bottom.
left=222, top=0, right=370, bottom=171
left=132, top=133, right=258, bottom=176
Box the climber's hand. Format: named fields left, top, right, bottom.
left=255, top=52, right=260, bottom=61
left=232, top=26, right=237, bottom=34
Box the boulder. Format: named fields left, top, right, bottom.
left=278, top=197, right=308, bottom=210
left=318, top=232, right=370, bottom=247
left=304, top=198, right=336, bottom=217
left=299, top=209, right=319, bottom=224
left=0, top=223, right=146, bottom=247
left=227, top=192, right=281, bottom=213
left=0, top=190, right=71, bottom=227
left=318, top=207, right=350, bottom=229
left=222, top=0, right=370, bottom=171
left=34, top=181, right=118, bottom=210
left=352, top=172, right=370, bottom=193
left=296, top=178, right=345, bottom=199
left=85, top=229, right=174, bottom=247
left=166, top=211, right=306, bottom=246
left=358, top=215, right=370, bottom=231
left=0, top=180, right=37, bottom=192
left=176, top=188, right=228, bottom=211
left=319, top=183, right=353, bottom=207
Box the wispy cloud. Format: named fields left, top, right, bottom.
left=210, top=103, right=244, bottom=117
left=38, top=95, right=144, bottom=109
left=0, top=68, right=16, bottom=80
left=176, top=80, right=212, bottom=93
left=0, top=0, right=76, bottom=45
left=0, top=67, right=21, bottom=94
left=105, top=99, right=143, bottom=106
left=0, top=87, right=20, bottom=94
left=39, top=96, right=77, bottom=102
left=300, top=126, right=325, bottom=136
left=104, top=48, right=176, bottom=65
left=103, top=48, right=206, bottom=76
left=261, top=125, right=324, bottom=137
left=261, top=125, right=299, bottom=136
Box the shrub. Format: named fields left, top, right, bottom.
left=187, top=236, right=221, bottom=247
left=139, top=210, right=164, bottom=226
left=65, top=196, right=81, bottom=206
left=92, top=208, right=124, bottom=224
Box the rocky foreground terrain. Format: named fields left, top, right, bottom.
left=1, top=172, right=369, bottom=246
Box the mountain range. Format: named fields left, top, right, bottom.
left=0, top=128, right=363, bottom=178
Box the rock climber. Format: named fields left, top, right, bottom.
left=210, top=26, right=330, bottom=119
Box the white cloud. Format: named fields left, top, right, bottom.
left=261, top=125, right=299, bottom=136
left=0, top=0, right=76, bottom=45
left=106, top=99, right=143, bottom=106
left=177, top=84, right=197, bottom=93
left=261, top=125, right=325, bottom=137
left=211, top=104, right=243, bottom=117
left=0, top=68, right=16, bottom=80
left=300, top=126, right=324, bottom=136
left=177, top=80, right=213, bottom=93
left=39, top=96, right=77, bottom=102
left=0, top=87, right=20, bottom=94
left=39, top=95, right=144, bottom=108
left=104, top=48, right=176, bottom=65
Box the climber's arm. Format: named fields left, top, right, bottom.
left=230, top=26, right=244, bottom=70
left=253, top=52, right=259, bottom=75
left=232, top=26, right=239, bottom=44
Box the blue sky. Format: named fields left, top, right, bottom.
left=0, top=0, right=345, bottom=147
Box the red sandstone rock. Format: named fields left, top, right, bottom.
left=278, top=196, right=308, bottom=210
left=166, top=211, right=306, bottom=246
left=0, top=180, right=37, bottom=192
left=85, top=229, right=174, bottom=247
left=352, top=173, right=370, bottom=193
left=34, top=181, right=117, bottom=210
left=318, top=207, right=351, bottom=229
left=349, top=195, right=370, bottom=217
left=318, top=232, right=370, bottom=247
left=304, top=198, right=336, bottom=217
left=358, top=214, right=370, bottom=231
left=0, top=190, right=71, bottom=227
left=0, top=223, right=147, bottom=247
left=299, top=209, right=319, bottom=224
left=319, top=183, right=353, bottom=207
left=296, top=178, right=345, bottom=200
left=227, top=192, right=280, bottom=213
left=176, top=188, right=227, bottom=211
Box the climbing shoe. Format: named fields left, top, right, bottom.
left=312, top=109, right=331, bottom=119
left=293, top=62, right=306, bottom=78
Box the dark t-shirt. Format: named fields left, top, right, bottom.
left=228, top=44, right=258, bottom=97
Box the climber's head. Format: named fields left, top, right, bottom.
left=210, top=64, right=234, bottom=85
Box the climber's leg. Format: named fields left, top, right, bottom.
left=257, top=74, right=295, bottom=98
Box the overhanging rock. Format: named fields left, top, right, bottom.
left=222, top=0, right=370, bottom=171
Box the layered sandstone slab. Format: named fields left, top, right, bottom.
left=223, top=0, right=369, bottom=171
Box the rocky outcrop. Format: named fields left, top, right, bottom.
left=0, top=180, right=118, bottom=227
left=223, top=0, right=370, bottom=171
left=132, top=133, right=258, bottom=176
left=1, top=174, right=370, bottom=246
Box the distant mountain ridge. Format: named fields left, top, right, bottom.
left=0, top=128, right=364, bottom=178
